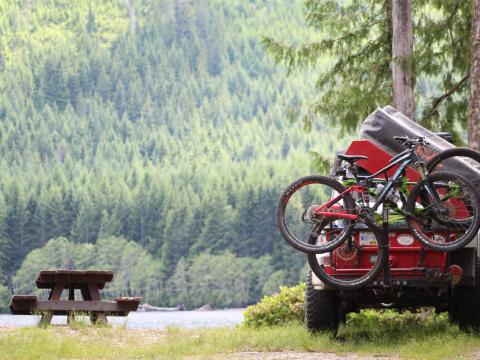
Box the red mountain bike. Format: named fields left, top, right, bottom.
left=277, top=136, right=480, bottom=254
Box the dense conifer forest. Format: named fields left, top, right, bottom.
left=0, top=0, right=345, bottom=309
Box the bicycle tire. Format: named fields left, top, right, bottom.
left=406, top=171, right=480, bottom=252
left=307, top=217, right=387, bottom=289
left=276, top=175, right=355, bottom=254
left=426, top=147, right=480, bottom=173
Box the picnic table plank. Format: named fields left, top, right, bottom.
left=11, top=299, right=141, bottom=313
left=36, top=270, right=113, bottom=289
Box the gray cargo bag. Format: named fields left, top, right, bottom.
left=359, top=106, right=480, bottom=185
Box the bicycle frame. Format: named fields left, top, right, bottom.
left=315, top=147, right=426, bottom=220
left=366, top=150, right=415, bottom=211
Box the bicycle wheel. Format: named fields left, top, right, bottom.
left=307, top=217, right=387, bottom=289
left=276, top=175, right=356, bottom=254
left=426, top=147, right=480, bottom=172
left=406, top=171, right=480, bottom=252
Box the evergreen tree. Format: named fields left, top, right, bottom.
left=0, top=0, right=322, bottom=308
left=263, top=0, right=472, bottom=136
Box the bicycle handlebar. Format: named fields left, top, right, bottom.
left=393, top=135, right=429, bottom=148
left=393, top=136, right=408, bottom=143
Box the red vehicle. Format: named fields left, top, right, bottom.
left=301, top=107, right=480, bottom=333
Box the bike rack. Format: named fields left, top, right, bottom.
left=383, top=204, right=391, bottom=287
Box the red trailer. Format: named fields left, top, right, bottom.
left=304, top=107, right=480, bottom=333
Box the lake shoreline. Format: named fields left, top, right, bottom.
left=0, top=308, right=246, bottom=329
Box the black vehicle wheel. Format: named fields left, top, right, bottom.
left=304, top=268, right=340, bottom=334
left=276, top=175, right=356, bottom=254
left=457, top=258, right=480, bottom=332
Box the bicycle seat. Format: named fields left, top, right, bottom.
left=337, top=154, right=368, bottom=163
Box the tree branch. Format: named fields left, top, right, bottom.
left=423, top=74, right=469, bottom=120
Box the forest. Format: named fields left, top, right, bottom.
left=0, top=0, right=344, bottom=310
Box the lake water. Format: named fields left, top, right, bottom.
left=0, top=309, right=245, bottom=329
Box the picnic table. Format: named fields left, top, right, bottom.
left=10, top=270, right=141, bottom=326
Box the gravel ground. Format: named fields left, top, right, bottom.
left=215, top=352, right=399, bottom=360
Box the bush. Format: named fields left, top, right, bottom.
left=243, top=283, right=305, bottom=327
left=242, top=283, right=449, bottom=334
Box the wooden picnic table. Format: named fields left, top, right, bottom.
left=10, top=270, right=141, bottom=326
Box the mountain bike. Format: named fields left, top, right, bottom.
left=277, top=136, right=480, bottom=255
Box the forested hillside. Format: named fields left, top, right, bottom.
left=0, top=0, right=346, bottom=309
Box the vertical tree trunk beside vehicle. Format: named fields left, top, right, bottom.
left=469, top=0, right=480, bottom=150
left=392, top=0, right=415, bottom=120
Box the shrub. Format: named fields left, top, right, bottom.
left=243, top=283, right=305, bottom=327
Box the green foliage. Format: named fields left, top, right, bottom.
left=264, top=0, right=392, bottom=132
left=263, top=0, right=472, bottom=137
left=261, top=269, right=287, bottom=296
left=0, top=0, right=349, bottom=309
left=183, top=252, right=271, bottom=308
left=13, top=238, right=285, bottom=308
left=0, top=284, right=10, bottom=313
left=310, top=151, right=333, bottom=174
left=13, top=237, right=161, bottom=303
left=243, top=283, right=305, bottom=327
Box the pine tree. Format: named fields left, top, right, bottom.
left=86, top=6, right=96, bottom=34
left=43, top=59, right=70, bottom=110
left=0, top=0, right=325, bottom=304
left=263, top=0, right=472, bottom=134
left=167, top=257, right=190, bottom=306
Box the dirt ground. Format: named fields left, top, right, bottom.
left=215, top=352, right=398, bottom=360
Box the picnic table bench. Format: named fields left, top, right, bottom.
left=10, top=270, right=141, bottom=326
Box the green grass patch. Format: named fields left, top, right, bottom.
left=336, top=310, right=479, bottom=359
left=1, top=312, right=480, bottom=359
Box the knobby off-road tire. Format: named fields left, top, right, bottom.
left=426, top=147, right=480, bottom=177
left=447, top=287, right=458, bottom=324
left=307, top=217, right=388, bottom=290
left=457, top=258, right=480, bottom=332
left=276, top=175, right=355, bottom=254
left=406, top=171, right=480, bottom=252
left=304, top=268, right=341, bottom=334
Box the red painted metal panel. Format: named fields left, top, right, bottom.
left=325, top=230, right=448, bottom=278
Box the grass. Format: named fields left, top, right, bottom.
left=0, top=312, right=480, bottom=359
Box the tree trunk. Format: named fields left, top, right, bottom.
left=392, top=0, right=415, bottom=120
left=469, top=0, right=480, bottom=150
left=128, top=0, right=136, bottom=34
